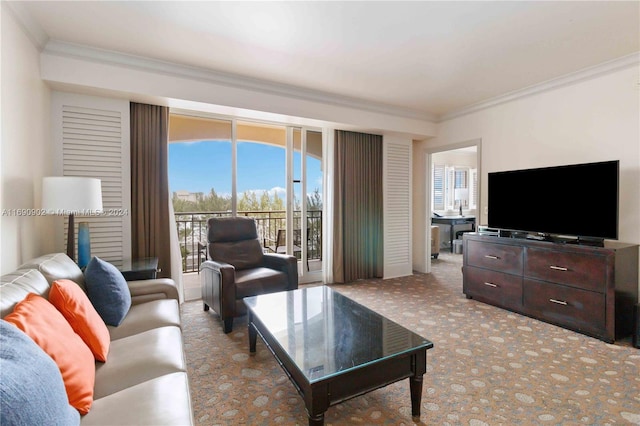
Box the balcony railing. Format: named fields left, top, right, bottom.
left=175, top=210, right=322, bottom=273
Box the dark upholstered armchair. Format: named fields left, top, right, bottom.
left=200, top=216, right=298, bottom=333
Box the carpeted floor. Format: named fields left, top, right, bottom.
left=181, top=252, right=640, bottom=425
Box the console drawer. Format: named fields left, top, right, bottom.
left=525, top=248, right=607, bottom=292
left=466, top=240, right=523, bottom=275
left=523, top=279, right=606, bottom=336
left=465, top=266, right=523, bottom=311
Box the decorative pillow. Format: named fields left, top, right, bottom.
left=0, top=320, right=80, bottom=425
left=3, top=294, right=95, bottom=414
left=84, top=256, right=131, bottom=326
left=50, top=279, right=110, bottom=362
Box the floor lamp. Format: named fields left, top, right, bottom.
left=42, top=177, right=103, bottom=267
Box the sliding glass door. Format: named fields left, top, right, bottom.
left=291, top=128, right=323, bottom=283
left=169, top=112, right=323, bottom=282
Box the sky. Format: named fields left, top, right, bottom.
left=168, top=140, right=322, bottom=198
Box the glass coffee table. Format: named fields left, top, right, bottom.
left=244, top=286, right=434, bottom=425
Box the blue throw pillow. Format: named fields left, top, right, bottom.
left=84, top=256, right=131, bottom=326
left=0, top=319, right=81, bottom=425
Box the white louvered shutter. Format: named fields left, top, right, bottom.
left=470, top=168, right=478, bottom=209
left=383, top=138, right=412, bottom=279
left=432, top=164, right=445, bottom=210
left=53, top=93, right=131, bottom=267
left=445, top=166, right=455, bottom=210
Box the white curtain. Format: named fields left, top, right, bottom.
left=322, top=129, right=335, bottom=284
left=168, top=194, right=184, bottom=303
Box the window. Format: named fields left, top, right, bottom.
left=433, top=164, right=472, bottom=212
left=453, top=169, right=468, bottom=208
left=168, top=113, right=324, bottom=281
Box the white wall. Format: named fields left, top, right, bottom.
left=424, top=65, right=640, bottom=289
left=40, top=43, right=436, bottom=139
left=1, top=7, right=53, bottom=273
left=432, top=150, right=476, bottom=168
left=412, top=140, right=429, bottom=273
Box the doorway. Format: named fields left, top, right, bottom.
left=426, top=140, right=481, bottom=263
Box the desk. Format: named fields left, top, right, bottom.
left=118, top=257, right=158, bottom=280
left=431, top=216, right=476, bottom=253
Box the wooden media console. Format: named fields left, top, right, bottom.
left=462, top=233, right=639, bottom=343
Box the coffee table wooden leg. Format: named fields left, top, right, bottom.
left=248, top=314, right=257, bottom=353
left=410, top=374, right=423, bottom=417
left=308, top=413, right=324, bottom=426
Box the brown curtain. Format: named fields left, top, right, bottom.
left=333, top=130, right=383, bottom=283
left=130, top=103, right=171, bottom=278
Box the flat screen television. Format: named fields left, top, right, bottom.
left=488, top=160, right=619, bottom=243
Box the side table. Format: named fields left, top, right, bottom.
left=118, top=257, right=159, bottom=280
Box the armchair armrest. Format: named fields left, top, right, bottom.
left=263, top=253, right=298, bottom=290
left=200, top=260, right=236, bottom=318
left=200, top=260, right=234, bottom=276
left=127, top=278, right=179, bottom=305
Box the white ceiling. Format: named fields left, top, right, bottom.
left=11, top=1, right=640, bottom=119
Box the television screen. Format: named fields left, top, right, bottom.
left=488, top=160, right=619, bottom=240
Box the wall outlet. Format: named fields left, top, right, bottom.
left=484, top=206, right=488, bottom=214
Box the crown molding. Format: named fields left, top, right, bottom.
left=43, top=40, right=437, bottom=123
left=439, top=52, right=640, bottom=123
left=3, top=1, right=49, bottom=50
left=17, top=7, right=636, bottom=126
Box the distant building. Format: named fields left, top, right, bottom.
left=174, top=190, right=203, bottom=203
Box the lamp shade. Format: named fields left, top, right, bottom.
left=42, top=177, right=103, bottom=215
left=454, top=188, right=469, bottom=201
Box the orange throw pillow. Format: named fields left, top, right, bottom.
left=50, top=279, right=110, bottom=362
left=4, top=293, right=95, bottom=415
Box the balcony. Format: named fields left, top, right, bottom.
left=175, top=209, right=322, bottom=273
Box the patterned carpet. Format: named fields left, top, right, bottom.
left=181, top=252, right=640, bottom=425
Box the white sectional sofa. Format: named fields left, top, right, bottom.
left=0, top=253, right=194, bottom=425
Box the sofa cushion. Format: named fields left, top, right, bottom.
left=81, top=373, right=193, bottom=426
left=4, top=293, right=95, bottom=414
left=19, top=252, right=86, bottom=290
left=0, top=269, right=50, bottom=318
left=94, top=326, right=186, bottom=399
left=50, top=279, right=110, bottom=362
left=0, top=319, right=81, bottom=425
left=85, top=257, right=131, bottom=326
left=108, top=299, right=181, bottom=341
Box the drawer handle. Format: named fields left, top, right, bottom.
left=484, top=255, right=499, bottom=260
left=549, top=298, right=568, bottom=306
left=483, top=282, right=498, bottom=288
left=549, top=265, right=568, bottom=271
